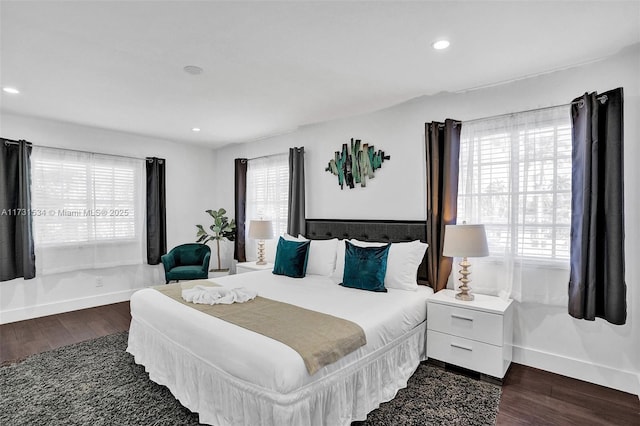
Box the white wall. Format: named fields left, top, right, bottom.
left=212, top=45, right=640, bottom=395
left=0, top=114, right=217, bottom=323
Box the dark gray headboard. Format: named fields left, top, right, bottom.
left=304, top=219, right=428, bottom=284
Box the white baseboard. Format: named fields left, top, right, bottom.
left=0, top=290, right=136, bottom=324
left=513, top=344, right=639, bottom=397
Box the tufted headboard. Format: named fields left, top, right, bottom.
left=304, top=219, right=428, bottom=285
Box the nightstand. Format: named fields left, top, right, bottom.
left=236, top=261, right=274, bottom=274
left=427, top=289, right=513, bottom=379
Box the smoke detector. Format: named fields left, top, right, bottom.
left=183, top=65, right=204, bottom=75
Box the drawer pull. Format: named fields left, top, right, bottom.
left=451, top=314, right=474, bottom=322
left=450, top=343, right=473, bottom=351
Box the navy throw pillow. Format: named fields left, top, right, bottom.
left=272, top=237, right=311, bottom=278
left=341, top=241, right=390, bottom=292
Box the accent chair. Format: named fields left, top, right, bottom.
left=161, top=243, right=211, bottom=284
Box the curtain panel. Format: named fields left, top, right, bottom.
left=569, top=88, right=626, bottom=325
left=146, top=157, right=166, bottom=265
left=457, top=105, right=571, bottom=304
left=0, top=139, right=36, bottom=281
left=32, top=147, right=145, bottom=274
left=425, top=120, right=461, bottom=292
left=287, top=147, right=305, bottom=237
left=234, top=158, right=248, bottom=262
left=245, top=153, right=289, bottom=260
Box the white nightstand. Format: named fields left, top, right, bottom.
left=427, top=289, right=513, bottom=379
left=236, top=261, right=274, bottom=274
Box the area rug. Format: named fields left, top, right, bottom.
left=0, top=332, right=501, bottom=425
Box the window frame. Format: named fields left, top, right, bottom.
left=31, top=148, right=143, bottom=248
left=457, top=110, right=572, bottom=268
left=245, top=153, right=289, bottom=239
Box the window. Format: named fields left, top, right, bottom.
left=456, top=106, right=572, bottom=304
left=245, top=153, right=289, bottom=258
left=458, top=106, right=572, bottom=263
left=31, top=147, right=145, bottom=273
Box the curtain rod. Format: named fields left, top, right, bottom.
left=3, top=138, right=146, bottom=161
left=2, top=138, right=32, bottom=146
left=247, top=151, right=288, bottom=161
left=460, top=94, right=608, bottom=126
left=35, top=145, right=147, bottom=161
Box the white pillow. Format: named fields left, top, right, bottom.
left=330, top=239, right=348, bottom=284
left=350, top=239, right=428, bottom=291
left=283, top=234, right=338, bottom=276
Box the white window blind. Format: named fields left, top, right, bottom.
left=245, top=153, right=289, bottom=260
left=31, top=147, right=145, bottom=274
left=457, top=106, right=571, bottom=303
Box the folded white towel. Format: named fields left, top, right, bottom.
left=181, top=285, right=258, bottom=305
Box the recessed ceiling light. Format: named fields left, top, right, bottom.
left=192, top=127, right=201, bottom=132
left=432, top=40, right=450, bottom=50
left=184, top=65, right=204, bottom=75
left=2, top=87, right=20, bottom=94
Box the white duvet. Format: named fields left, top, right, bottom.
left=127, top=271, right=432, bottom=425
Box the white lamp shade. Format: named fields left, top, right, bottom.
left=248, top=220, right=274, bottom=240
left=442, top=224, right=489, bottom=258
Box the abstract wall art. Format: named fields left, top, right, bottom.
left=325, top=138, right=390, bottom=189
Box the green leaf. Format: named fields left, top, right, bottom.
left=197, top=208, right=235, bottom=243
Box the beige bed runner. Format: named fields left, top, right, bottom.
left=154, top=280, right=366, bottom=375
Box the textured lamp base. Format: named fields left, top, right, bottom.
left=256, top=240, right=267, bottom=265
left=455, top=290, right=474, bottom=301
left=455, top=257, right=474, bottom=301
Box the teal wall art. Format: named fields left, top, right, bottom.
left=325, top=138, right=390, bottom=189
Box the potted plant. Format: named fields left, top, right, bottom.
left=196, top=208, right=236, bottom=272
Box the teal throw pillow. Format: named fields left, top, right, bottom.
left=341, top=241, right=390, bottom=292
left=272, top=237, right=311, bottom=278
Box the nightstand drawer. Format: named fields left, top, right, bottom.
left=428, top=302, right=503, bottom=346
left=427, top=330, right=507, bottom=378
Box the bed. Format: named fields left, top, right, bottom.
left=127, top=219, right=432, bottom=426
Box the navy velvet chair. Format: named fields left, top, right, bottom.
left=161, top=243, right=211, bottom=284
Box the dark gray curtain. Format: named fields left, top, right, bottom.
left=234, top=158, right=248, bottom=262
left=425, top=119, right=461, bottom=292
left=569, top=88, right=626, bottom=325
left=287, top=147, right=305, bottom=236
left=146, top=157, right=166, bottom=265
left=0, top=139, right=36, bottom=281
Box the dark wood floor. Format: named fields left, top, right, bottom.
left=1, top=302, right=638, bottom=425
left=0, top=302, right=132, bottom=365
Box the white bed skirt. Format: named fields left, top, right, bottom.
left=127, top=318, right=427, bottom=426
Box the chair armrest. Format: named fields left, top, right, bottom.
left=202, top=252, right=211, bottom=272
left=161, top=253, right=176, bottom=271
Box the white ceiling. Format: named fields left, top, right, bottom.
left=1, top=1, right=639, bottom=149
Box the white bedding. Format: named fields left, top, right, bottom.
left=127, top=271, right=433, bottom=425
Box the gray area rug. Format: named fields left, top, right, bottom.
left=0, top=332, right=501, bottom=425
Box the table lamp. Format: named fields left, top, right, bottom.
left=442, top=222, right=489, bottom=301
left=248, top=220, right=274, bottom=265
